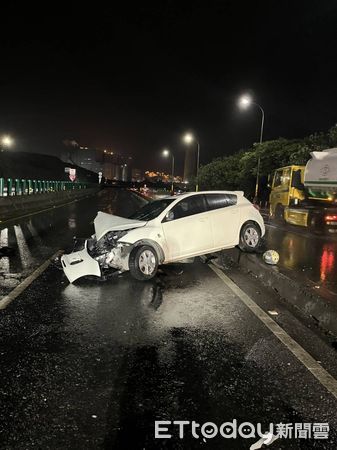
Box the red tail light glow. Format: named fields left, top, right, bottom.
left=325, top=215, right=337, bottom=222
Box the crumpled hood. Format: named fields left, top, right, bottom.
left=94, top=211, right=146, bottom=241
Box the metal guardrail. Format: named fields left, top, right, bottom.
left=0, top=178, right=94, bottom=197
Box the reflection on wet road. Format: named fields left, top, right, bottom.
left=265, top=222, right=337, bottom=299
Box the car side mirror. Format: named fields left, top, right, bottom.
left=165, top=210, right=175, bottom=222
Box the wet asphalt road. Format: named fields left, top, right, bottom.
left=262, top=216, right=337, bottom=301
left=1, top=189, right=337, bottom=449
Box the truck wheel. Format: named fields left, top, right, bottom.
left=238, top=222, right=261, bottom=253
left=275, top=204, right=285, bottom=224
left=129, top=245, right=159, bottom=281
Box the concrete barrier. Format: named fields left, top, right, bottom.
left=0, top=187, right=100, bottom=222
left=219, top=248, right=337, bottom=338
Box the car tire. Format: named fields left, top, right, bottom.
left=129, top=245, right=159, bottom=281
left=238, top=222, right=261, bottom=253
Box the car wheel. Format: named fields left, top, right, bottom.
left=129, top=245, right=159, bottom=281
left=238, top=222, right=261, bottom=253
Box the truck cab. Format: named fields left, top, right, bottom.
left=269, top=165, right=306, bottom=224
left=269, top=155, right=337, bottom=232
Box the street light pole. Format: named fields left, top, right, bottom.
left=238, top=95, right=265, bottom=202
left=254, top=103, right=265, bottom=201
left=196, top=140, right=200, bottom=192
left=183, top=133, right=200, bottom=192
left=171, top=154, right=175, bottom=194
left=162, top=149, right=175, bottom=194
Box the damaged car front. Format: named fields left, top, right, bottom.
left=61, top=212, right=147, bottom=283
left=61, top=198, right=175, bottom=283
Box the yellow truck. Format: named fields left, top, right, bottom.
left=269, top=149, right=337, bottom=233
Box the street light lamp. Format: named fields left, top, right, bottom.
left=183, top=133, right=194, bottom=144
left=238, top=94, right=265, bottom=201
left=162, top=148, right=175, bottom=194
left=183, top=132, right=200, bottom=192
left=1, top=135, right=13, bottom=151
left=238, top=94, right=252, bottom=109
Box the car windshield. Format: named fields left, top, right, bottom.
left=129, top=198, right=175, bottom=221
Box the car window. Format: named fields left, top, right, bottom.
left=129, top=198, right=175, bottom=221
left=205, top=193, right=237, bottom=210
left=164, top=195, right=206, bottom=221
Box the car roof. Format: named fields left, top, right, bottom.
left=168, top=190, right=245, bottom=200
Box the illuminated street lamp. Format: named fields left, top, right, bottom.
left=162, top=148, right=175, bottom=193
left=183, top=132, right=200, bottom=192
left=1, top=135, right=13, bottom=151
left=238, top=94, right=265, bottom=201
left=238, top=94, right=252, bottom=109
left=183, top=133, right=193, bottom=144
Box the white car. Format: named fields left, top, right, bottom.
left=61, top=191, right=265, bottom=282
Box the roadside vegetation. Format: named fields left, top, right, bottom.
left=198, top=124, right=337, bottom=199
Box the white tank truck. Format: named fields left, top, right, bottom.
left=269, top=148, right=337, bottom=233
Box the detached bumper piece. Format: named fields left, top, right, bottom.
left=61, top=241, right=101, bottom=283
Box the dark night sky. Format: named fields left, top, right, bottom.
left=1, top=1, right=337, bottom=175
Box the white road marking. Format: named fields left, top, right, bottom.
left=14, top=224, right=34, bottom=269
left=0, top=250, right=63, bottom=310
left=210, top=263, right=337, bottom=401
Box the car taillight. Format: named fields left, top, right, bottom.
left=325, top=215, right=337, bottom=222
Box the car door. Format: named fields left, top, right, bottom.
left=269, top=167, right=291, bottom=216
left=161, top=194, right=213, bottom=260
left=204, top=193, right=240, bottom=248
